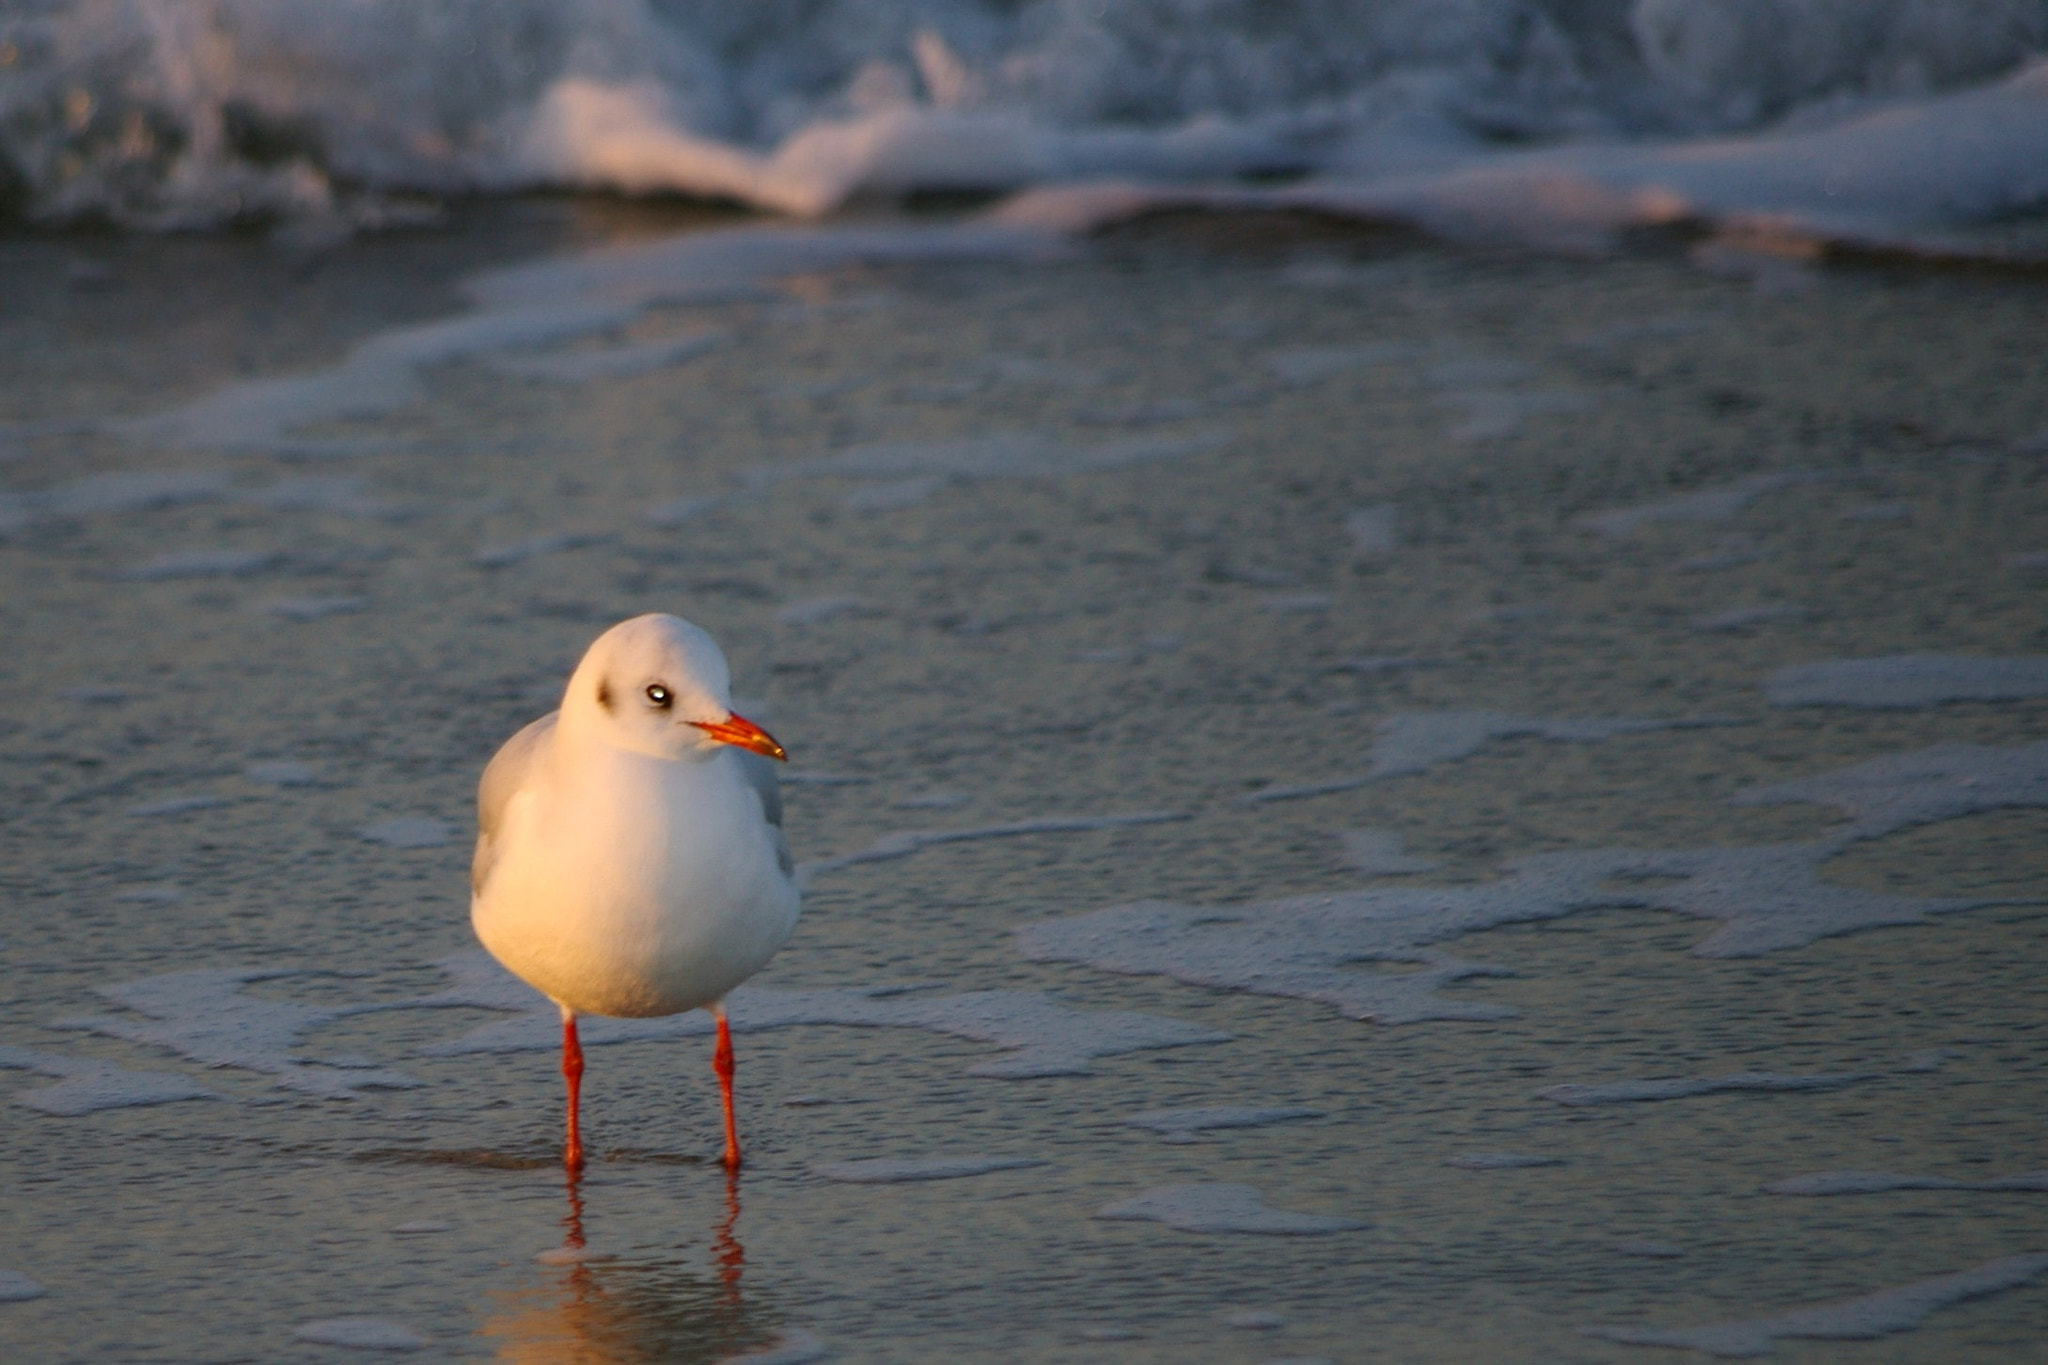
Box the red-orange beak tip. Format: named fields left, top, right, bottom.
left=690, top=712, right=788, bottom=762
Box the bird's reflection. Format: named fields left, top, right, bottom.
left=710, top=1170, right=744, bottom=1305
left=480, top=1166, right=782, bottom=1364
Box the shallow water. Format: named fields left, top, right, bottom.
left=2, top=203, right=2047, bottom=1362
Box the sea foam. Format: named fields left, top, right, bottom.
left=1244, top=711, right=1727, bottom=803
left=1765, top=655, right=2048, bottom=708
left=12, top=1, right=2046, bottom=260
left=106, top=224, right=1050, bottom=459
left=0, top=1045, right=219, bottom=1115
left=1096, top=1183, right=1363, bottom=1235
left=414, top=951, right=1228, bottom=1079
left=1582, top=1254, right=2048, bottom=1357
left=1733, top=741, right=2048, bottom=839
left=0, top=470, right=230, bottom=537
left=1766, top=1170, right=2048, bottom=1196
left=796, top=810, right=1186, bottom=890
left=293, top=1318, right=425, bottom=1351
left=0, top=1269, right=46, bottom=1302
left=53, top=969, right=423, bottom=1099
left=1573, top=473, right=1824, bottom=538
left=720, top=1330, right=827, bottom=1365
left=812, top=1156, right=1043, bottom=1183
left=993, top=58, right=2048, bottom=260
left=1023, top=741, right=2046, bottom=1021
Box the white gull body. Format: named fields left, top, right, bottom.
left=470, top=613, right=798, bottom=1168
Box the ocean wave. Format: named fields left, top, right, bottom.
left=2, top=0, right=2045, bottom=242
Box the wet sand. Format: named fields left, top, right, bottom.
left=2, top=203, right=2047, bottom=1362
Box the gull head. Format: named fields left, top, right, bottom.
left=563, top=613, right=786, bottom=763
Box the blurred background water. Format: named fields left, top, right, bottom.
left=3, top=0, right=2047, bottom=246
left=2, top=5, right=2047, bottom=1363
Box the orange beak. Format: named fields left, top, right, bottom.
left=689, top=711, right=788, bottom=762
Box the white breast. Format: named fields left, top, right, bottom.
left=472, top=743, right=800, bottom=1018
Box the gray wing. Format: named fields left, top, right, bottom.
left=732, top=749, right=796, bottom=881
left=473, top=712, right=556, bottom=897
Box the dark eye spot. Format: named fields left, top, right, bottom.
left=645, top=683, right=672, bottom=708
left=596, top=680, right=614, bottom=714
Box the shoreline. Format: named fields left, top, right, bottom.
left=2, top=198, right=2045, bottom=1362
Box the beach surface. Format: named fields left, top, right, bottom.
left=2, top=203, right=2046, bottom=1362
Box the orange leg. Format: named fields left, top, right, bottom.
left=714, top=1011, right=740, bottom=1169
left=561, top=1011, right=586, bottom=1173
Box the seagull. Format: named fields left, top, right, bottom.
left=470, top=613, right=799, bottom=1171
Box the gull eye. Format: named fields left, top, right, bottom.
left=645, top=683, right=672, bottom=708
